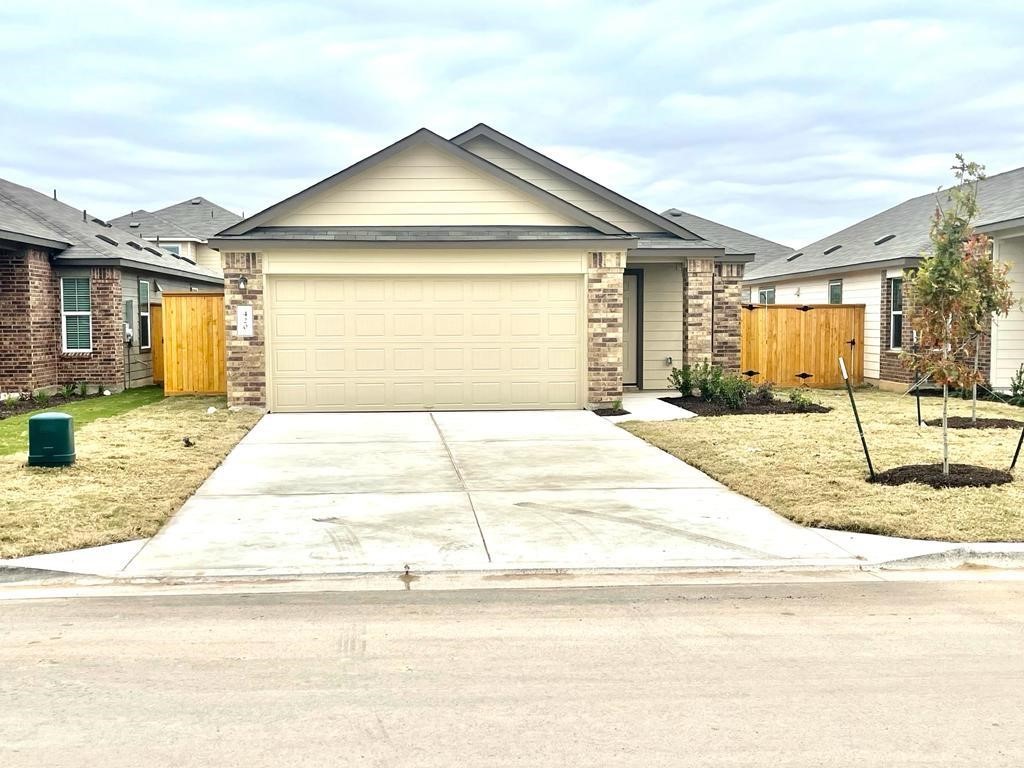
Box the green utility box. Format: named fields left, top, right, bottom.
left=28, top=412, right=76, bottom=467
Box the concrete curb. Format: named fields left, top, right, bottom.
left=874, top=547, right=1024, bottom=570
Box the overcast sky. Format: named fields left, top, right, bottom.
left=2, top=0, right=1022, bottom=247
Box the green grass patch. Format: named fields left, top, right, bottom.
left=0, top=387, right=165, bottom=457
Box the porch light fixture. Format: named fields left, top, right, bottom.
left=238, top=275, right=248, bottom=291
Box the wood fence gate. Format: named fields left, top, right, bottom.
left=740, top=304, right=865, bottom=388
left=161, top=293, right=226, bottom=395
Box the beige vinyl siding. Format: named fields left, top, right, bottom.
left=196, top=244, right=222, bottom=274
left=263, top=247, right=588, bottom=276
left=636, top=263, right=684, bottom=388
left=991, top=235, right=1024, bottom=389
left=747, top=269, right=883, bottom=379
left=270, top=143, right=576, bottom=227
left=461, top=136, right=655, bottom=233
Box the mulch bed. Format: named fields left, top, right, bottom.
left=593, top=408, right=630, bottom=417
left=872, top=463, right=1013, bottom=489
left=922, top=416, right=1024, bottom=430
left=0, top=392, right=104, bottom=420
left=660, top=396, right=832, bottom=417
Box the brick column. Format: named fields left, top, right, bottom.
left=224, top=252, right=266, bottom=408
left=586, top=251, right=625, bottom=408
left=685, top=258, right=714, bottom=364
left=712, top=262, right=744, bottom=372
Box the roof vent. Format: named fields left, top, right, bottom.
left=823, top=245, right=842, bottom=255
left=95, top=234, right=118, bottom=246
left=127, top=241, right=143, bottom=250
left=144, top=246, right=162, bottom=256
left=667, top=209, right=682, bottom=217
left=128, top=221, right=140, bottom=228
left=191, top=198, right=202, bottom=205
left=785, top=252, right=803, bottom=262
left=874, top=234, right=896, bottom=246
left=91, top=217, right=111, bottom=227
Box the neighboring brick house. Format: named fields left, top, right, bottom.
left=110, top=197, right=241, bottom=276
left=210, top=124, right=756, bottom=413
left=744, top=166, right=1024, bottom=390
left=0, top=178, right=223, bottom=395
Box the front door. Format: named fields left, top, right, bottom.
left=623, top=273, right=638, bottom=386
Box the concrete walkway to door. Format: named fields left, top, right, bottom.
left=123, top=410, right=857, bottom=576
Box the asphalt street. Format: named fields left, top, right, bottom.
left=2, top=579, right=1022, bottom=766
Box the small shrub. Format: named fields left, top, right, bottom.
left=77, top=380, right=89, bottom=397
left=667, top=365, right=695, bottom=397
left=749, top=381, right=775, bottom=405
left=62, top=382, right=77, bottom=399
left=33, top=389, right=52, bottom=406
left=787, top=388, right=816, bottom=412
left=1010, top=364, right=1024, bottom=406
left=691, top=361, right=724, bottom=402
left=714, top=374, right=753, bottom=410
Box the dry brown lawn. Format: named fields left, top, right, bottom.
left=624, top=389, right=1024, bottom=542
left=0, top=397, right=261, bottom=559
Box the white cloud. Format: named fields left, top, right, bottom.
left=0, top=0, right=1022, bottom=245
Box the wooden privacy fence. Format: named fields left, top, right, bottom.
left=740, top=303, right=865, bottom=388
left=161, top=293, right=226, bottom=395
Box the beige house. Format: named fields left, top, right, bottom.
left=111, top=197, right=241, bottom=275
left=744, top=165, right=1024, bottom=389
left=211, top=125, right=759, bottom=413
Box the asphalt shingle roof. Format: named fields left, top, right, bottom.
left=111, top=196, right=241, bottom=241
left=660, top=209, right=792, bottom=260
left=745, top=165, right=1024, bottom=282
left=218, top=226, right=632, bottom=242
left=0, top=178, right=220, bottom=281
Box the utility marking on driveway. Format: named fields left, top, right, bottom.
left=430, top=414, right=492, bottom=563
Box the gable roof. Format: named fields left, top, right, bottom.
left=450, top=123, right=701, bottom=240
left=746, top=165, right=1024, bottom=283
left=661, top=209, right=792, bottom=261
left=218, top=128, right=630, bottom=238
left=0, top=178, right=220, bottom=282
left=110, top=197, right=241, bottom=241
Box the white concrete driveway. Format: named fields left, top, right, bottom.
left=124, top=411, right=855, bottom=576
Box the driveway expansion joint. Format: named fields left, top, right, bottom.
left=430, top=414, right=492, bottom=563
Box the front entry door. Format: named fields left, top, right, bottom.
left=623, top=273, right=638, bottom=386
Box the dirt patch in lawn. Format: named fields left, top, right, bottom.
left=922, top=416, right=1024, bottom=430
left=873, top=463, right=1013, bottom=489
left=0, top=397, right=261, bottom=559
left=661, top=396, right=832, bottom=417
left=625, top=389, right=1024, bottom=542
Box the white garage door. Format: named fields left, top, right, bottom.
left=267, top=275, right=584, bottom=412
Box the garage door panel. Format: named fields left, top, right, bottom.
left=268, top=275, right=584, bottom=412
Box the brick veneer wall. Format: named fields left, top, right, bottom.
left=56, top=267, right=125, bottom=389
left=224, top=252, right=266, bottom=408
left=586, top=251, right=624, bottom=407
left=0, top=248, right=35, bottom=391
left=712, top=262, right=744, bottom=371
left=880, top=273, right=992, bottom=386
left=684, top=258, right=714, bottom=364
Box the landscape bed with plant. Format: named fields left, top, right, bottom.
left=0, top=382, right=109, bottom=420
left=663, top=361, right=830, bottom=416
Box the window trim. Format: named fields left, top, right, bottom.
left=890, top=278, right=904, bottom=350
left=828, top=279, right=843, bottom=305
left=758, top=286, right=776, bottom=305
left=139, top=279, right=151, bottom=351
left=60, top=277, right=92, bottom=353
